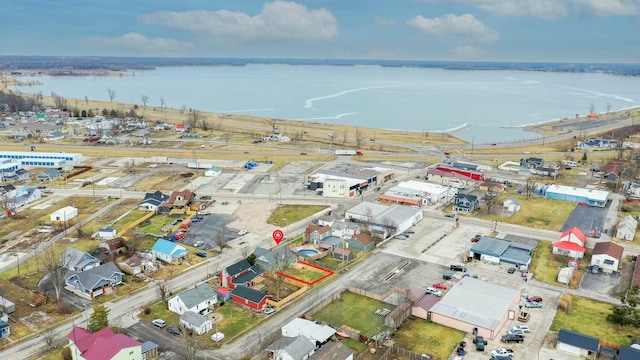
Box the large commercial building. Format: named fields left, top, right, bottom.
left=307, top=165, right=394, bottom=198
left=543, top=184, right=609, bottom=207
left=345, top=201, right=423, bottom=236
left=378, top=180, right=457, bottom=206
left=0, top=151, right=82, bottom=167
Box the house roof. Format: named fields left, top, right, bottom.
left=470, top=237, right=511, bottom=257
left=281, top=318, right=336, bottom=343
left=232, top=285, right=270, bottom=304
left=456, top=193, right=478, bottom=202
left=553, top=241, right=586, bottom=253
left=560, top=227, right=586, bottom=245
left=226, top=259, right=253, bottom=277
left=592, top=241, right=624, bottom=260
left=253, top=246, right=297, bottom=270
left=0, top=184, right=16, bottom=192
left=231, top=266, right=263, bottom=285
left=176, top=284, right=217, bottom=309
left=307, top=224, right=331, bottom=235
left=67, top=326, right=140, bottom=360
left=266, top=336, right=316, bottom=360
left=217, top=288, right=231, bottom=295
left=619, top=345, right=640, bottom=360
left=99, top=227, right=115, bottom=233
left=557, top=329, right=600, bottom=352
left=140, top=190, right=169, bottom=206
left=180, top=311, right=211, bottom=328
left=63, top=248, right=100, bottom=270
left=429, top=277, right=519, bottom=330
left=0, top=320, right=9, bottom=329
left=633, top=258, right=640, bottom=288
left=120, top=254, right=143, bottom=268
left=504, top=197, right=521, bottom=206
left=102, top=237, right=126, bottom=251
left=37, top=168, right=61, bottom=178
left=311, top=340, right=354, bottom=360
left=141, top=341, right=159, bottom=353
left=333, top=248, right=351, bottom=256
left=152, top=239, right=187, bottom=258
left=413, top=293, right=440, bottom=312
left=351, top=232, right=374, bottom=246
left=65, top=262, right=123, bottom=290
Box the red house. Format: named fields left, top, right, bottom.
left=553, top=227, right=586, bottom=259
left=231, top=285, right=272, bottom=311
left=220, top=259, right=263, bottom=289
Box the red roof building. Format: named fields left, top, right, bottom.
left=553, top=227, right=586, bottom=259
left=67, top=327, right=142, bottom=360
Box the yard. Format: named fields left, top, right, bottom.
left=312, top=292, right=394, bottom=337
left=81, top=198, right=141, bottom=235
left=281, top=262, right=333, bottom=284
left=482, top=196, right=576, bottom=231
left=551, top=295, right=640, bottom=345
left=129, top=171, right=195, bottom=192
left=529, top=241, right=589, bottom=288
left=268, top=205, right=329, bottom=227
left=394, top=317, right=465, bottom=360
left=136, top=213, right=184, bottom=236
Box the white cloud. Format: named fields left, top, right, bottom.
left=571, top=0, right=638, bottom=16
left=449, top=45, right=484, bottom=59
left=138, top=1, right=337, bottom=42
left=407, top=14, right=499, bottom=42
left=375, top=16, right=396, bottom=26
left=81, top=33, right=194, bottom=55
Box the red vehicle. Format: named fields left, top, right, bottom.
left=527, top=295, right=543, bottom=302
left=432, top=282, right=448, bottom=290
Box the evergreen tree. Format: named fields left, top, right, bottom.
left=607, top=285, right=640, bottom=327
left=88, top=304, right=110, bottom=332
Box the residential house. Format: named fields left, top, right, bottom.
left=138, top=190, right=170, bottom=212
left=155, top=123, right=172, bottom=131
left=556, top=328, right=599, bottom=359
left=318, top=236, right=343, bottom=252
left=311, top=341, right=354, bottom=360
left=619, top=346, right=640, bottom=360
left=36, top=168, right=62, bottom=182
left=253, top=246, right=297, bottom=273
left=151, top=238, right=187, bottom=264
left=12, top=187, right=42, bottom=208
left=97, top=227, right=117, bottom=240
left=63, top=248, right=100, bottom=272
left=330, top=221, right=360, bottom=239
left=616, top=215, right=637, bottom=241
left=332, top=248, right=354, bottom=262
left=503, top=198, right=521, bottom=213
left=577, top=138, right=618, bottom=151
left=43, top=130, right=64, bottom=142
left=265, top=336, right=316, bottom=360
left=478, top=181, right=506, bottom=193
left=553, top=227, right=586, bottom=259
left=141, top=341, right=160, bottom=360
left=220, top=259, right=264, bottom=289
left=347, top=232, right=375, bottom=252
left=67, top=326, right=143, bottom=360
left=168, top=283, right=218, bottom=315
left=281, top=318, right=336, bottom=345
left=305, top=225, right=332, bottom=244
left=453, top=193, right=479, bottom=214
left=591, top=242, right=624, bottom=273
left=519, top=157, right=544, bottom=169
left=14, top=168, right=30, bottom=182
left=0, top=321, right=10, bottom=339
left=158, top=189, right=196, bottom=214
left=231, top=285, right=272, bottom=311
left=117, top=253, right=156, bottom=276
left=180, top=311, right=212, bottom=335
left=99, top=237, right=127, bottom=256
left=602, top=161, right=622, bottom=181
left=50, top=206, right=78, bottom=222
left=0, top=184, right=17, bottom=204
left=65, top=262, right=123, bottom=299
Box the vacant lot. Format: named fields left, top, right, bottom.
left=282, top=262, right=332, bottom=284
left=483, top=196, right=576, bottom=231
left=529, top=241, right=588, bottom=288
left=395, top=317, right=465, bottom=360
left=551, top=295, right=640, bottom=345
left=267, top=205, right=329, bottom=227
left=313, top=292, right=394, bottom=337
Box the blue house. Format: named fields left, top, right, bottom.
left=0, top=321, right=10, bottom=339
left=65, top=262, right=123, bottom=300
left=151, top=238, right=187, bottom=264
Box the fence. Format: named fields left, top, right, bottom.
left=120, top=211, right=156, bottom=236
left=267, top=285, right=308, bottom=308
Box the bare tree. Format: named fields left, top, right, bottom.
left=51, top=92, right=68, bottom=110
left=200, top=116, right=209, bottom=131
left=181, top=327, right=198, bottom=360
left=524, top=178, right=537, bottom=200
left=107, top=88, right=116, bottom=102
left=483, top=191, right=498, bottom=214
left=43, top=247, right=66, bottom=301
left=589, top=103, right=596, bottom=114
left=157, top=281, right=170, bottom=302
left=160, top=97, right=167, bottom=121
left=271, top=250, right=292, bottom=300
left=140, top=94, right=148, bottom=109
left=124, top=160, right=136, bottom=174
left=43, top=328, right=55, bottom=352
left=381, top=217, right=398, bottom=237
left=186, top=109, right=202, bottom=129
left=342, top=130, right=348, bottom=145
left=355, top=127, right=364, bottom=149
left=223, top=131, right=232, bottom=145
left=83, top=95, right=89, bottom=105
left=607, top=102, right=612, bottom=113
left=216, top=232, right=228, bottom=252
left=266, top=118, right=279, bottom=134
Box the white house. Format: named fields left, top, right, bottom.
left=168, top=283, right=218, bottom=315
left=503, top=198, right=521, bottom=213
left=552, top=227, right=586, bottom=259
left=50, top=206, right=78, bottom=222
left=616, top=215, right=637, bottom=241
left=97, top=227, right=117, bottom=240
left=591, top=242, right=624, bottom=273
left=179, top=311, right=212, bottom=335
left=281, top=318, right=336, bottom=344
left=265, top=336, right=316, bottom=360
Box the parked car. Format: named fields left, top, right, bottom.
left=264, top=307, right=276, bottom=315
left=527, top=295, right=543, bottom=302
left=450, top=264, right=467, bottom=272
left=507, top=267, right=516, bottom=274
left=198, top=210, right=212, bottom=216
left=193, top=241, right=204, bottom=248
left=442, top=273, right=454, bottom=280
left=426, top=287, right=442, bottom=297
left=521, top=271, right=529, bottom=278
left=501, top=334, right=524, bottom=343
left=513, top=325, right=530, bottom=333
left=525, top=301, right=543, bottom=308
left=432, top=282, right=448, bottom=290
left=152, top=319, right=166, bottom=328
left=167, top=326, right=181, bottom=335
left=238, top=230, right=248, bottom=236
left=473, top=336, right=486, bottom=351
left=491, top=348, right=514, bottom=357
left=405, top=229, right=415, bottom=234
left=394, top=234, right=408, bottom=240
left=491, top=356, right=512, bottom=360
left=444, top=213, right=456, bottom=218
left=191, top=216, right=202, bottom=223
left=508, top=329, right=526, bottom=337
left=195, top=251, right=207, bottom=258
left=472, top=234, right=482, bottom=242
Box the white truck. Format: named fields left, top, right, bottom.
left=335, top=150, right=363, bottom=156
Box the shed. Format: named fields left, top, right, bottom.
left=557, top=267, right=573, bottom=285
left=503, top=197, right=521, bottom=212
left=50, top=206, right=78, bottom=222
left=557, top=329, right=599, bottom=358
left=332, top=248, right=354, bottom=262
left=0, top=296, right=16, bottom=314
left=98, top=227, right=117, bottom=240
left=216, top=288, right=232, bottom=302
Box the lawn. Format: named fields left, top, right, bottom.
left=137, top=213, right=184, bottom=236
left=482, top=195, right=576, bottom=231
left=282, top=263, right=331, bottom=283
left=268, top=205, right=329, bottom=227
left=529, top=241, right=589, bottom=288
left=82, top=198, right=141, bottom=235
left=313, top=292, right=393, bottom=337
left=395, top=318, right=465, bottom=360
left=110, top=209, right=149, bottom=233
left=215, top=303, right=261, bottom=342
left=551, top=295, right=640, bottom=345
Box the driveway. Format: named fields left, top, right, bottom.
left=125, top=322, right=188, bottom=360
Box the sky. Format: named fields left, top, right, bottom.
left=2, top=0, right=639, bottom=62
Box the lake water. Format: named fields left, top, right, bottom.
left=12, top=65, right=640, bottom=143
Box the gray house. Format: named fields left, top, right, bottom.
left=453, top=193, right=479, bottom=214
left=265, top=336, right=316, bottom=360
left=64, top=262, right=123, bottom=299
left=556, top=329, right=599, bottom=359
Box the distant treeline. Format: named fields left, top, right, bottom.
left=0, top=55, right=639, bottom=77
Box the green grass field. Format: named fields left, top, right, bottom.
left=482, top=195, right=576, bottom=231
left=282, top=264, right=330, bottom=283
left=268, top=205, right=329, bottom=227
left=313, top=292, right=393, bottom=337
left=395, top=318, right=465, bottom=360
left=551, top=296, right=640, bottom=345
left=529, top=241, right=589, bottom=288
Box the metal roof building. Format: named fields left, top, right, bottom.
left=470, top=237, right=534, bottom=268
left=429, top=277, right=520, bottom=340
left=544, top=184, right=609, bottom=207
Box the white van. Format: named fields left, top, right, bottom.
left=426, top=287, right=442, bottom=297
left=562, top=160, right=577, bottom=168
left=152, top=319, right=166, bottom=328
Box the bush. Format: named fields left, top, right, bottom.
left=56, top=301, right=73, bottom=315
left=559, top=293, right=573, bottom=313
left=61, top=347, right=72, bottom=360
left=143, top=307, right=152, bottom=315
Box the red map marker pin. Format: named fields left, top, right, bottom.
left=272, top=229, right=284, bottom=245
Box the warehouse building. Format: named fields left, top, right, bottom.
left=543, top=184, right=609, bottom=207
